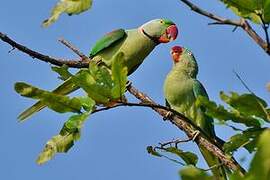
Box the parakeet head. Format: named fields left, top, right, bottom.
left=140, top=19, right=178, bottom=44
left=170, top=46, right=198, bottom=77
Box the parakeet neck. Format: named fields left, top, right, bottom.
left=139, top=27, right=160, bottom=45
left=173, top=56, right=198, bottom=78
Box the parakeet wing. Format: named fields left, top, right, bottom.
left=193, top=79, right=215, bottom=136
left=192, top=80, right=209, bottom=100
left=90, top=29, right=126, bottom=57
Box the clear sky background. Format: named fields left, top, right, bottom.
left=1, top=1, right=270, bottom=180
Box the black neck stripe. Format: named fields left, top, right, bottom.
left=141, top=29, right=160, bottom=45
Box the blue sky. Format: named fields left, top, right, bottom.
left=1, top=1, right=270, bottom=179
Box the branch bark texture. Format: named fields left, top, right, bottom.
left=127, top=85, right=245, bottom=174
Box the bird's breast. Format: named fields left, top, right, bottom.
left=164, top=72, right=196, bottom=112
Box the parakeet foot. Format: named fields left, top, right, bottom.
left=126, top=81, right=132, bottom=89
left=191, top=130, right=200, bottom=141
left=163, top=111, right=173, bottom=121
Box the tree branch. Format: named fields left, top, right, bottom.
left=0, top=32, right=90, bottom=68
left=179, top=0, right=270, bottom=55
left=127, top=84, right=246, bottom=175
left=180, top=0, right=242, bottom=26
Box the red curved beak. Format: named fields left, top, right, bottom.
left=158, top=25, right=178, bottom=43
left=170, top=46, right=183, bottom=63
left=171, top=51, right=180, bottom=63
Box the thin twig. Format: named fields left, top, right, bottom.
left=227, top=124, right=244, bottom=132
left=233, top=70, right=253, bottom=94
left=179, top=0, right=270, bottom=55
left=159, top=138, right=192, bottom=148
left=8, top=47, right=15, bottom=53
left=58, top=38, right=90, bottom=61
left=0, top=32, right=90, bottom=68
left=180, top=0, right=241, bottom=26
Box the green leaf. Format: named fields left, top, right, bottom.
left=146, top=146, right=162, bottom=157
left=111, top=52, right=128, bottom=99
left=88, top=62, right=114, bottom=98
left=147, top=146, right=198, bottom=166
left=73, top=53, right=127, bottom=104
left=164, top=147, right=198, bottom=166
left=246, top=129, right=270, bottom=180
left=220, top=0, right=261, bottom=23
left=61, top=112, right=91, bottom=135
left=15, top=82, right=83, bottom=113
left=179, top=166, right=212, bottom=180
left=219, top=0, right=270, bottom=24
left=78, top=96, right=95, bottom=112
left=37, top=112, right=91, bottom=164
left=223, top=128, right=265, bottom=154
left=36, top=133, right=74, bottom=165
left=51, top=65, right=73, bottom=81
left=220, top=91, right=269, bottom=121
left=73, top=68, right=112, bottom=104
left=43, top=0, right=93, bottom=27
left=196, top=96, right=261, bottom=127
left=265, top=0, right=270, bottom=23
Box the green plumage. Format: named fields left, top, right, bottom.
left=164, top=47, right=227, bottom=179
left=18, top=19, right=177, bottom=121
left=89, top=29, right=126, bottom=57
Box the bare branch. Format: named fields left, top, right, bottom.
left=58, top=38, right=90, bottom=61
left=158, top=138, right=192, bottom=148
left=0, top=32, right=90, bottom=68
left=180, top=0, right=241, bottom=26
left=179, top=0, right=270, bottom=55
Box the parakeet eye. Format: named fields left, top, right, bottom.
left=187, top=51, right=192, bottom=56
left=160, top=20, right=164, bottom=24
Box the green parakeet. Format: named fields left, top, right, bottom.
left=18, top=19, right=178, bottom=121
left=163, top=46, right=227, bottom=179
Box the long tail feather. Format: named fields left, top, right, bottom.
left=200, top=145, right=228, bottom=180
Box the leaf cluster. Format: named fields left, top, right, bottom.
left=220, top=0, right=270, bottom=24
left=179, top=130, right=270, bottom=180
left=196, top=91, right=270, bottom=154
left=15, top=52, right=127, bottom=164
